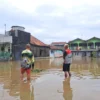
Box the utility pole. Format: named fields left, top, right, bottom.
left=4, top=24, right=6, bottom=35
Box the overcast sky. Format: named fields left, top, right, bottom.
left=0, top=0, right=100, bottom=44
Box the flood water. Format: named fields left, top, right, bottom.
left=0, top=56, right=100, bottom=100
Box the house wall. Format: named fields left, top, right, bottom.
left=12, top=44, right=26, bottom=60
left=31, top=44, right=50, bottom=57
left=0, top=36, right=12, bottom=43
left=49, top=49, right=63, bottom=57
left=51, top=44, right=64, bottom=50
left=9, top=30, right=30, bottom=45
left=72, top=51, right=100, bottom=57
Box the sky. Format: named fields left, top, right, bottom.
left=0, top=0, right=100, bottom=44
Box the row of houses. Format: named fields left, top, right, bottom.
left=1, top=25, right=100, bottom=60
left=50, top=37, right=100, bottom=57
left=68, top=37, right=100, bottom=50
left=50, top=37, right=100, bottom=50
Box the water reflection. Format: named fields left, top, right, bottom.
left=0, top=62, right=34, bottom=100
left=20, top=82, right=34, bottom=100
left=63, top=78, right=72, bottom=100
left=49, top=58, right=63, bottom=67
left=0, top=57, right=100, bottom=100
left=71, top=58, right=100, bottom=79
left=9, top=62, right=20, bottom=98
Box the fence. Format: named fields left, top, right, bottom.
left=0, top=51, right=11, bottom=61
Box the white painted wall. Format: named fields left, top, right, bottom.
left=0, top=36, right=12, bottom=43
left=12, top=26, right=25, bottom=31
left=49, top=50, right=63, bottom=58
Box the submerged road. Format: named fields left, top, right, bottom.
left=0, top=57, right=100, bottom=100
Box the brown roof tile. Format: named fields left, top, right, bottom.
left=30, top=35, right=47, bottom=46
left=50, top=46, right=58, bottom=49
left=50, top=46, right=63, bottom=50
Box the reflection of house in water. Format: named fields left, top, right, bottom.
left=71, top=58, right=100, bottom=78
left=5, top=26, right=50, bottom=60
left=35, top=59, right=50, bottom=69
left=49, top=58, right=63, bottom=67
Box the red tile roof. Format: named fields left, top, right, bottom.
left=51, top=42, right=67, bottom=45
left=30, top=35, right=48, bottom=46
left=50, top=46, right=58, bottom=50
left=50, top=46, right=64, bottom=50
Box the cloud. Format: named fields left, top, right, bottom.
left=0, top=0, right=100, bottom=44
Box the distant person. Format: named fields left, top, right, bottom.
left=21, top=44, right=34, bottom=81
left=63, top=44, right=72, bottom=78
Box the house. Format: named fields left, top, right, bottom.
left=51, top=42, right=67, bottom=50
left=0, top=34, right=12, bottom=60
left=5, top=26, right=50, bottom=60
left=68, top=37, right=100, bottom=57
left=50, top=42, right=66, bottom=58
left=30, top=35, right=50, bottom=57
left=68, top=37, right=100, bottom=50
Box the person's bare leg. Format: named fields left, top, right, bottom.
left=27, top=74, right=31, bottom=81
left=21, top=68, right=25, bottom=80
left=65, top=72, right=67, bottom=78
left=69, top=72, right=71, bottom=77
left=21, top=74, right=24, bottom=80
left=27, top=68, right=31, bottom=81
left=66, top=71, right=69, bottom=78
left=65, top=71, right=69, bottom=78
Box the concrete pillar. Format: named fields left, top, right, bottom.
left=87, top=43, right=89, bottom=49
left=94, top=42, right=95, bottom=49
left=78, top=43, right=79, bottom=47
left=10, top=43, right=12, bottom=53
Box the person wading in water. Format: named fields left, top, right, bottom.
left=21, top=44, right=34, bottom=81
left=63, top=44, right=72, bottom=78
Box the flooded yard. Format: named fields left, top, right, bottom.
left=0, top=57, right=100, bottom=100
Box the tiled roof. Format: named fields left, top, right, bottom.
left=51, top=42, right=67, bottom=45
left=50, top=46, right=58, bottom=49
left=50, top=46, right=63, bottom=50
left=86, top=37, right=100, bottom=41
left=30, top=35, right=48, bottom=46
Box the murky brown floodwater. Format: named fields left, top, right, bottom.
left=0, top=56, right=100, bottom=100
